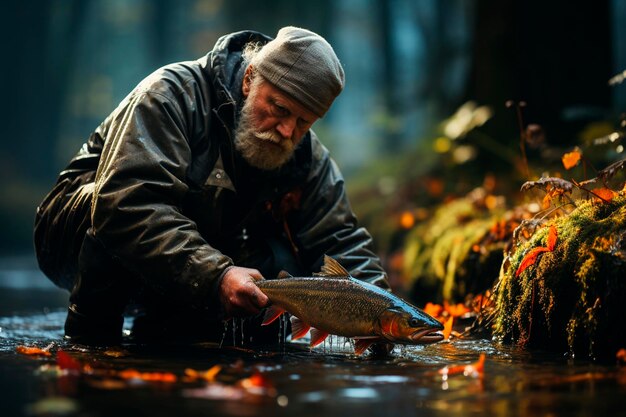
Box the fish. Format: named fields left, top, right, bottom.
left=255, top=255, right=444, bottom=354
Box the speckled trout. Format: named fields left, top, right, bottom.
left=255, top=255, right=444, bottom=354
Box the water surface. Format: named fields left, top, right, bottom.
left=1, top=257, right=624, bottom=417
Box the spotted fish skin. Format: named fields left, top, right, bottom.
left=255, top=256, right=444, bottom=353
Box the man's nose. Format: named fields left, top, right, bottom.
left=276, top=118, right=296, bottom=140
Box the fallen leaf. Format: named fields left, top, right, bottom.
left=546, top=225, right=558, bottom=251
left=103, top=349, right=129, bottom=358
left=515, top=246, right=550, bottom=277
left=57, top=351, right=83, bottom=371
left=16, top=345, right=52, bottom=357
left=439, top=353, right=485, bottom=378
left=184, top=365, right=221, bottom=382
left=515, top=225, right=558, bottom=277
left=591, top=187, right=617, bottom=203
left=118, top=369, right=177, bottom=383
left=238, top=372, right=277, bottom=397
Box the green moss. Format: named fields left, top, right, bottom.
left=402, top=195, right=507, bottom=304
left=491, top=195, right=626, bottom=359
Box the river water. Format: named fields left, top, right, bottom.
left=1, top=256, right=625, bottom=417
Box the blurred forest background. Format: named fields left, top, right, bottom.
left=0, top=0, right=625, bottom=264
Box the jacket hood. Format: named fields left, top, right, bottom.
left=207, top=30, right=273, bottom=110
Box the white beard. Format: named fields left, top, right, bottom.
left=234, top=92, right=296, bottom=171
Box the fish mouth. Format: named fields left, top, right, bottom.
left=410, top=328, right=444, bottom=344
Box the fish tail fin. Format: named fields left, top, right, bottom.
left=261, top=305, right=285, bottom=326
left=309, top=329, right=329, bottom=347
left=290, top=316, right=311, bottom=341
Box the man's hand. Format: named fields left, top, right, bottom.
left=219, top=266, right=270, bottom=318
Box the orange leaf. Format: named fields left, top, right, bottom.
left=185, top=365, right=221, bottom=382
left=439, top=353, right=486, bottom=377
left=399, top=211, right=415, bottom=229
left=240, top=372, right=273, bottom=389
left=423, top=302, right=443, bottom=318
left=57, top=351, right=83, bottom=370
left=118, top=369, right=176, bottom=383
left=546, top=225, right=558, bottom=251
left=562, top=150, right=582, bottom=170
left=592, top=187, right=617, bottom=203
left=515, top=226, right=558, bottom=277
left=444, top=302, right=471, bottom=318
left=442, top=316, right=454, bottom=340
left=515, top=246, right=550, bottom=277
left=16, top=345, right=52, bottom=357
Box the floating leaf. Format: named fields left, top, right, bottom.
left=57, top=351, right=83, bottom=371
left=185, top=365, right=221, bottom=382
left=118, top=369, right=177, bottom=383
left=439, top=353, right=485, bottom=378
left=16, top=345, right=52, bottom=357
left=562, top=149, right=582, bottom=170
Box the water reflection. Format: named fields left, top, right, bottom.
left=1, top=263, right=625, bottom=417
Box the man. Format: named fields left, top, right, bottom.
left=34, top=26, right=389, bottom=346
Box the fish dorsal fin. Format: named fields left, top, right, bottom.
left=277, top=270, right=293, bottom=279
left=318, top=255, right=351, bottom=278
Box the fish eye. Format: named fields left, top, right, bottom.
left=408, top=318, right=422, bottom=327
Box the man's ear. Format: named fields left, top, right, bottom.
left=242, top=65, right=254, bottom=97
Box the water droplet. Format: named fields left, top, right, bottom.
left=219, top=321, right=228, bottom=348
left=277, top=395, right=288, bottom=407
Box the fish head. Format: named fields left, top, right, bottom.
left=377, top=305, right=444, bottom=345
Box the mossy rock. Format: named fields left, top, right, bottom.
left=402, top=191, right=513, bottom=305
left=492, top=195, right=626, bottom=360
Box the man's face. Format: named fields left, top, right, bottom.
left=234, top=68, right=319, bottom=171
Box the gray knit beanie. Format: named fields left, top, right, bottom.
left=251, top=26, right=345, bottom=118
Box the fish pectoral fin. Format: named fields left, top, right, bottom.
left=261, top=305, right=285, bottom=326
left=353, top=338, right=382, bottom=355
left=309, top=329, right=329, bottom=347
left=290, top=316, right=311, bottom=341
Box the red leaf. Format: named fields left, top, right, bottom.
left=515, top=225, right=558, bottom=277
left=57, top=350, right=83, bottom=371
left=592, top=187, right=617, bottom=203
left=515, top=247, right=550, bottom=277
left=439, top=353, right=486, bottom=377
left=546, top=225, right=558, bottom=251
left=16, top=345, right=52, bottom=357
